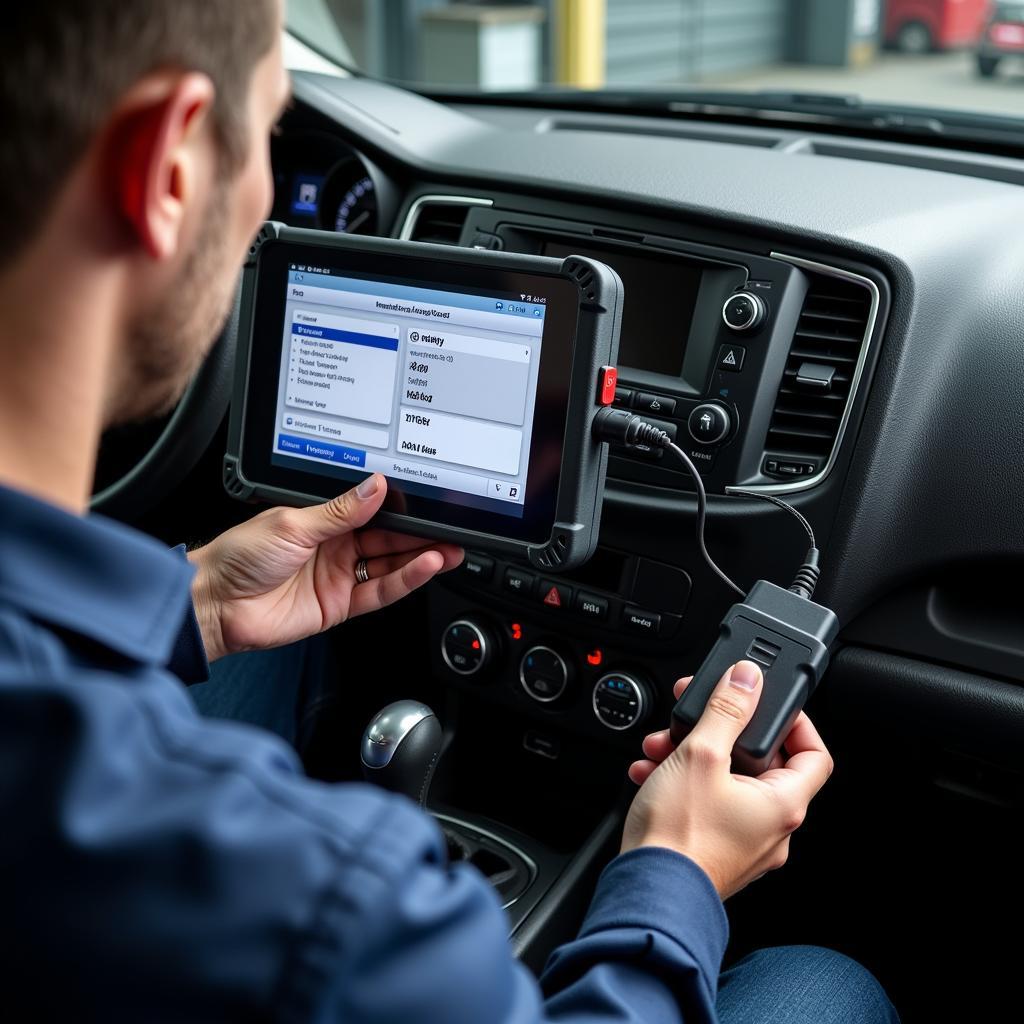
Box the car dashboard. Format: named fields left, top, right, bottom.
left=258, top=70, right=1024, bottom=1011
left=276, top=67, right=1024, bottom=687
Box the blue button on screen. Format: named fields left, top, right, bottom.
left=277, top=433, right=366, bottom=467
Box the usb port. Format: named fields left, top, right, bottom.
left=523, top=731, right=560, bottom=760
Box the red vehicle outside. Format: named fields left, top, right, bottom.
left=885, top=0, right=990, bottom=52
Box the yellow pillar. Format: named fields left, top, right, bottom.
left=555, top=0, right=606, bottom=89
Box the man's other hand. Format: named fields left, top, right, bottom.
left=621, top=661, right=834, bottom=900
left=188, top=474, right=463, bottom=661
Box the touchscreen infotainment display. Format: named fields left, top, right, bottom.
left=272, top=264, right=546, bottom=519
left=543, top=241, right=701, bottom=377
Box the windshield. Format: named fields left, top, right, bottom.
left=287, top=0, right=1024, bottom=124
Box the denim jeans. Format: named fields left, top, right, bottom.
left=192, top=645, right=901, bottom=1024
left=718, top=945, right=900, bottom=1023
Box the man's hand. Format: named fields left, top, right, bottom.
left=621, top=660, right=833, bottom=900
left=188, top=474, right=463, bottom=662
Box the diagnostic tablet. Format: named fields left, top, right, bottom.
left=225, top=223, right=623, bottom=570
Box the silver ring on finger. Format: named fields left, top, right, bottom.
left=355, top=558, right=370, bottom=584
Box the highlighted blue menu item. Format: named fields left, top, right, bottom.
left=277, top=434, right=366, bottom=467
left=291, top=322, right=399, bottom=351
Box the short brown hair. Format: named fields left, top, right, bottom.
left=0, top=1, right=277, bottom=259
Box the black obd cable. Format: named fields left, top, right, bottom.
left=592, top=406, right=821, bottom=600
left=592, top=405, right=838, bottom=776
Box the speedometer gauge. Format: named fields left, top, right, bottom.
left=333, top=175, right=377, bottom=234
left=320, top=157, right=379, bottom=236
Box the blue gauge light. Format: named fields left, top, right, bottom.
left=334, top=176, right=377, bottom=234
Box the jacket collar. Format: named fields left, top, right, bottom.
left=0, top=483, right=195, bottom=666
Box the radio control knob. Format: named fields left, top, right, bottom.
left=441, top=619, right=495, bottom=677
left=519, top=644, right=573, bottom=703
left=593, top=672, right=650, bottom=731
left=688, top=403, right=731, bottom=446
left=722, top=291, right=766, bottom=332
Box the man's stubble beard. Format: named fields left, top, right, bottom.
left=111, top=181, right=237, bottom=426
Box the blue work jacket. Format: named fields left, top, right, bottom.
left=0, top=483, right=727, bottom=1021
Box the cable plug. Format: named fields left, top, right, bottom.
left=789, top=547, right=821, bottom=599
left=670, top=578, right=839, bottom=775
left=592, top=408, right=671, bottom=449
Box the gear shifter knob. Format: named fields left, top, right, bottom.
left=360, top=700, right=442, bottom=807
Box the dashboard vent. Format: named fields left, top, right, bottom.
left=765, top=274, right=872, bottom=459
left=403, top=198, right=481, bottom=245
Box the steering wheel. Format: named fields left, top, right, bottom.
left=90, top=285, right=241, bottom=521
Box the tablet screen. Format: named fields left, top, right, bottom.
left=239, top=239, right=584, bottom=544
left=273, top=264, right=547, bottom=519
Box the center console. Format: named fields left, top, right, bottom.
left=381, top=190, right=887, bottom=966
left=400, top=197, right=884, bottom=768
left=431, top=545, right=693, bottom=753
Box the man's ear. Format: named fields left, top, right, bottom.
left=106, top=72, right=216, bottom=261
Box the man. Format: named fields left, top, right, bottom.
left=0, top=2, right=899, bottom=1020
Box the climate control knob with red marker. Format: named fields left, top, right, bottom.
left=441, top=619, right=496, bottom=678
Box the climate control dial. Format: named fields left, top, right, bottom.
left=441, top=619, right=495, bottom=677
left=593, top=672, right=650, bottom=731
left=519, top=644, right=573, bottom=703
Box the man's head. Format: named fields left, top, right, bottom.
left=0, top=1, right=289, bottom=423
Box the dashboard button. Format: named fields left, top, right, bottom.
left=613, top=387, right=633, bottom=408
left=539, top=580, right=572, bottom=610
left=635, top=393, right=677, bottom=417
left=688, top=404, right=731, bottom=445
left=598, top=365, right=618, bottom=405
left=575, top=591, right=609, bottom=621
left=504, top=566, right=536, bottom=597
left=717, top=344, right=746, bottom=372
left=763, top=457, right=819, bottom=479
left=622, top=607, right=662, bottom=635
left=461, top=552, right=494, bottom=583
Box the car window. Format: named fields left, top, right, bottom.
left=286, top=0, right=1024, bottom=125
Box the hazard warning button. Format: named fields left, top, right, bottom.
left=717, top=344, right=745, bottom=373
left=539, top=580, right=572, bottom=610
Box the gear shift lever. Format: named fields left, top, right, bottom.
left=360, top=700, right=443, bottom=807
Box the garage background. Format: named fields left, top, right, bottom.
left=290, top=0, right=885, bottom=88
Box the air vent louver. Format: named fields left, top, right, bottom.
left=406, top=201, right=473, bottom=245
left=765, top=274, right=871, bottom=459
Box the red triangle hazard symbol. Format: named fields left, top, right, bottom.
left=543, top=586, right=562, bottom=607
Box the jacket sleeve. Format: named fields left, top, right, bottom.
left=296, top=795, right=729, bottom=1024
left=5, top=621, right=726, bottom=1024
left=166, top=545, right=210, bottom=685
